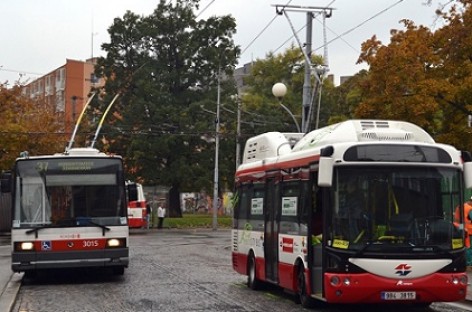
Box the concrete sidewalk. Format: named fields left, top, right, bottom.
left=0, top=235, right=22, bottom=312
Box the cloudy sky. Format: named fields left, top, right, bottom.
left=0, top=0, right=451, bottom=86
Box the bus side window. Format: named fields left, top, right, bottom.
left=128, top=183, right=138, bottom=202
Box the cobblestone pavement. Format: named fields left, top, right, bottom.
left=10, top=229, right=472, bottom=312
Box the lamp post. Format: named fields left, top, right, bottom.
left=272, top=83, right=301, bottom=133
left=212, top=68, right=221, bottom=231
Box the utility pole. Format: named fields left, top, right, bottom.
left=235, top=97, right=241, bottom=169
left=274, top=4, right=333, bottom=133
left=212, top=67, right=221, bottom=231
left=302, top=12, right=313, bottom=133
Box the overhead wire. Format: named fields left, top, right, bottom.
left=240, top=0, right=294, bottom=56
left=196, top=0, right=217, bottom=18
left=318, top=0, right=404, bottom=51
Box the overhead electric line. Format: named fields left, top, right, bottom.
left=318, top=0, right=404, bottom=50
left=196, top=0, right=217, bottom=18
left=240, top=0, right=294, bottom=56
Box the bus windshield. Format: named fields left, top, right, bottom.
left=13, top=158, right=126, bottom=228
left=328, top=166, right=465, bottom=252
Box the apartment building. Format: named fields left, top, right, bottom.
left=21, top=58, right=103, bottom=134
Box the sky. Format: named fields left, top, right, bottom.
left=0, top=0, right=451, bottom=86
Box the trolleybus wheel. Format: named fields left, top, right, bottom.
left=24, top=270, right=37, bottom=280
left=297, top=265, right=315, bottom=308
left=247, top=254, right=260, bottom=290
left=112, top=266, right=125, bottom=276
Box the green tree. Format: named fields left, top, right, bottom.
left=355, top=0, right=472, bottom=151
left=0, top=83, right=66, bottom=170
left=93, top=0, right=240, bottom=217
left=240, top=45, right=330, bottom=138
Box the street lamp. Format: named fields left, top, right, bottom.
left=272, top=83, right=301, bottom=133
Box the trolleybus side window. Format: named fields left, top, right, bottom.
left=280, top=180, right=307, bottom=235
left=234, top=183, right=266, bottom=232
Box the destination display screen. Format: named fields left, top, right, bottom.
left=16, top=158, right=123, bottom=177
left=343, top=144, right=452, bottom=163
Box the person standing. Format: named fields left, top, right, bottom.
left=146, top=203, right=151, bottom=229
left=157, top=204, right=166, bottom=229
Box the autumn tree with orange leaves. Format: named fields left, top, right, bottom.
left=0, top=83, right=66, bottom=170
left=355, top=0, right=472, bottom=151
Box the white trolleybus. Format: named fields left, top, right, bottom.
left=232, top=119, right=472, bottom=307
left=1, top=147, right=130, bottom=277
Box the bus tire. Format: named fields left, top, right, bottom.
left=24, top=270, right=37, bottom=280
left=112, top=266, right=125, bottom=276
left=247, top=253, right=260, bottom=290
left=297, top=265, right=315, bottom=308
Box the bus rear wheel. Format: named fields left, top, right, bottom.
left=247, top=254, right=260, bottom=290
left=297, top=266, right=315, bottom=308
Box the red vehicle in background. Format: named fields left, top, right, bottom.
left=126, top=182, right=148, bottom=228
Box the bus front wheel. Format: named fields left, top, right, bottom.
left=247, top=254, right=260, bottom=290
left=297, top=266, right=315, bottom=308
left=112, top=266, right=125, bottom=276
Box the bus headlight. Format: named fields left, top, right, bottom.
left=14, top=242, right=34, bottom=251
left=106, top=238, right=126, bottom=248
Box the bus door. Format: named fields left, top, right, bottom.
left=264, top=178, right=279, bottom=283
left=310, top=181, right=324, bottom=296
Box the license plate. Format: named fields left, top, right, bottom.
left=381, top=291, right=416, bottom=300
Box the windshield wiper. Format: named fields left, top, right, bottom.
left=75, top=217, right=110, bottom=236
left=87, top=221, right=111, bottom=236
left=26, top=224, right=56, bottom=239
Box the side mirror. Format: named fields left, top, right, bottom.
left=318, top=157, right=333, bottom=187
left=318, top=146, right=334, bottom=187
left=464, top=162, right=472, bottom=189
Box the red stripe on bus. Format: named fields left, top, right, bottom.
left=34, top=239, right=107, bottom=251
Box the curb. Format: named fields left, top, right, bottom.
left=0, top=272, right=23, bottom=312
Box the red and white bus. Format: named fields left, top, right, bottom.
left=1, top=147, right=129, bottom=277
left=232, top=119, right=472, bottom=307
left=126, top=182, right=148, bottom=228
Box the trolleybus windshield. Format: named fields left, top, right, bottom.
left=13, top=158, right=126, bottom=229
left=329, top=166, right=465, bottom=252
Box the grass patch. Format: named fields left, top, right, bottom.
left=152, top=214, right=232, bottom=229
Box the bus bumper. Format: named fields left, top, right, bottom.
left=12, top=248, right=129, bottom=272
left=323, top=272, right=467, bottom=304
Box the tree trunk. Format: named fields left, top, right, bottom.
left=168, top=185, right=182, bottom=217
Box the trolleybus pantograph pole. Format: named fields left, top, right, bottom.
left=66, top=92, right=96, bottom=152
left=90, top=94, right=120, bottom=148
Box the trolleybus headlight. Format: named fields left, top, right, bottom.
left=343, top=277, right=351, bottom=286
left=15, top=242, right=34, bottom=251
left=453, top=275, right=468, bottom=286
left=330, top=276, right=341, bottom=286
left=106, top=238, right=125, bottom=248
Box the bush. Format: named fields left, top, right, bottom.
left=156, top=214, right=232, bottom=229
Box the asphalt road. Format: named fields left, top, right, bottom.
left=8, top=229, right=472, bottom=312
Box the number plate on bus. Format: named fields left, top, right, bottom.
left=381, top=291, right=416, bottom=300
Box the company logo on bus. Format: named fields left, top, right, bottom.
left=282, top=237, right=294, bottom=253
left=394, top=264, right=412, bottom=276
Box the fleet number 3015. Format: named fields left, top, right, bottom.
left=83, top=240, right=99, bottom=247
